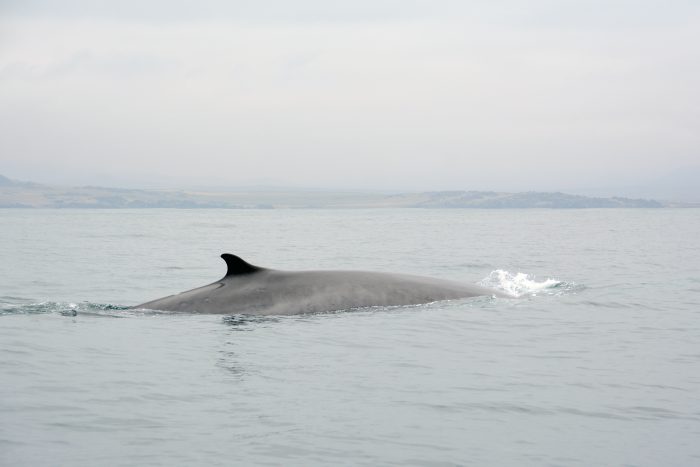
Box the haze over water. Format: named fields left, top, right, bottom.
left=2, top=208, right=699, bottom=466
left=2, top=0, right=699, bottom=194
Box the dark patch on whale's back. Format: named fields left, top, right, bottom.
left=221, top=254, right=263, bottom=277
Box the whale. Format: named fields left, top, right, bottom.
left=134, top=253, right=512, bottom=315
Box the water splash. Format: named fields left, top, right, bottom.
left=0, top=300, right=134, bottom=317
left=480, top=270, right=577, bottom=297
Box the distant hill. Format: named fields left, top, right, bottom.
left=569, top=166, right=700, bottom=203
left=380, top=191, right=664, bottom=208
left=627, top=166, right=700, bottom=202
left=0, top=174, right=692, bottom=209
left=0, top=174, right=28, bottom=187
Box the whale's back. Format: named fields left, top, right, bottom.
left=134, top=254, right=510, bottom=315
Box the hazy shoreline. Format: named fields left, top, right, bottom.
left=1, top=174, right=695, bottom=209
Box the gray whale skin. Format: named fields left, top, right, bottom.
left=135, top=253, right=512, bottom=315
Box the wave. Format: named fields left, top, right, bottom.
left=480, top=270, right=580, bottom=297
left=1, top=300, right=135, bottom=317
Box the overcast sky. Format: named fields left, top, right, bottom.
left=1, top=0, right=698, bottom=191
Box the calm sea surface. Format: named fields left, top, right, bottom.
left=1, top=208, right=699, bottom=466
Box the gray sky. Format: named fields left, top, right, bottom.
left=1, top=0, right=698, bottom=191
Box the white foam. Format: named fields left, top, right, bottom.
left=480, top=270, right=564, bottom=297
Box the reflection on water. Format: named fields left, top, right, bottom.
left=221, top=314, right=281, bottom=328
left=216, top=349, right=247, bottom=378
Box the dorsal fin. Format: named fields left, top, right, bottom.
left=221, top=253, right=262, bottom=277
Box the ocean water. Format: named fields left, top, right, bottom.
left=1, top=208, right=699, bottom=466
